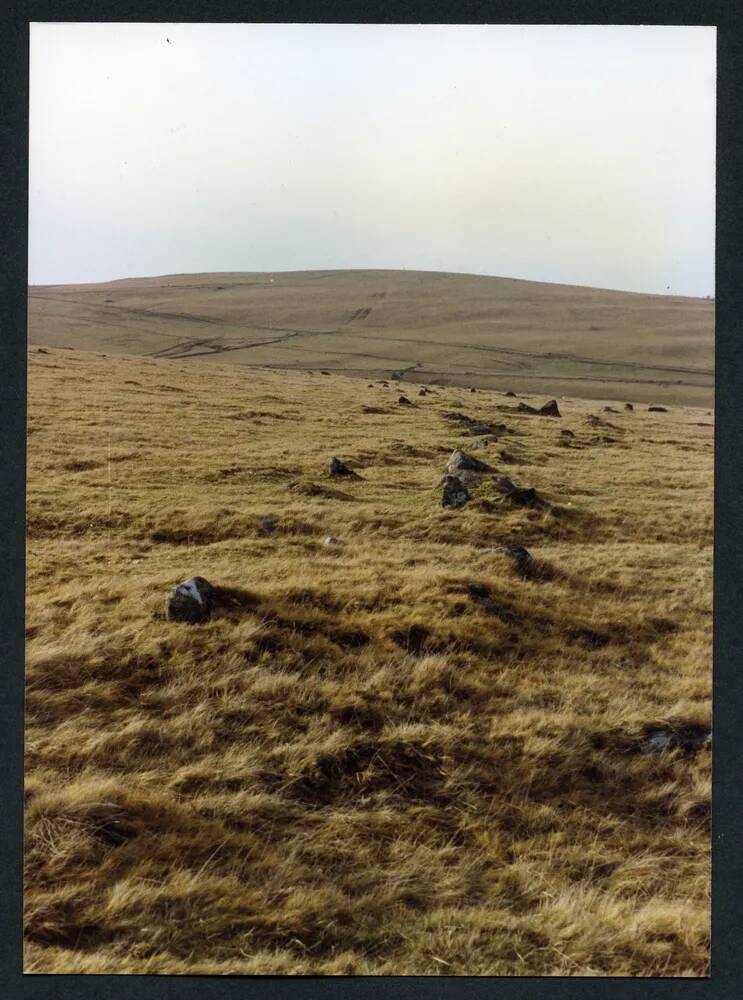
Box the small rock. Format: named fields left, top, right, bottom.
left=466, top=423, right=498, bottom=436
left=640, top=724, right=711, bottom=755
left=466, top=581, right=509, bottom=617
left=323, top=535, right=343, bottom=547
left=504, top=391, right=516, bottom=397
left=624, top=403, right=634, bottom=411
left=418, top=388, right=427, bottom=396
left=441, top=475, right=470, bottom=508
left=516, top=401, right=538, bottom=414
left=398, top=395, right=413, bottom=406
left=539, top=399, right=561, bottom=417
left=320, top=370, right=331, bottom=375
left=602, top=406, right=619, bottom=413
left=490, top=544, right=534, bottom=573
left=495, top=476, right=544, bottom=508
left=329, top=457, right=363, bottom=479
left=256, top=514, right=279, bottom=533
left=648, top=405, right=668, bottom=413
left=560, top=429, right=575, bottom=438
left=445, top=449, right=493, bottom=477
left=470, top=387, right=477, bottom=393
left=166, top=577, right=215, bottom=623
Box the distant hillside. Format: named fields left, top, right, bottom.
left=27, top=270, right=714, bottom=406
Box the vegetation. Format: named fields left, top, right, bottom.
left=27, top=269, right=714, bottom=406
left=25, top=345, right=711, bottom=975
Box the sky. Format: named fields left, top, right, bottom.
left=29, top=23, right=716, bottom=296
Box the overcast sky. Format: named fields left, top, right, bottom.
left=29, top=23, right=715, bottom=296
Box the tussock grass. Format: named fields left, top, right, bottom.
left=25, top=347, right=711, bottom=975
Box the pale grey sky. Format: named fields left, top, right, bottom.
left=29, top=23, right=715, bottom=296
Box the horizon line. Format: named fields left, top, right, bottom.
left=27, top=266, right=716, bottom=302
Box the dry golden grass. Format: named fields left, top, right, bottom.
left=27, top=269, right=714, bottom=407
left=25, top=345, right=712, bottom=975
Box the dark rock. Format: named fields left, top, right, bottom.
left=166, top=577, right=215, bottom=623
left=624, top=403, right=634, bottom=411
left=490, top=544, right=534, bottom=574
left=441, top=475, right=470, bottom=508
left=648, top=405, right=668, bottom=413
left=398, top=395, right=413, bottom=406
left=37, top=347, right=49, bottom=354
left=504, top=391, right=517, bottom=397
left=470, top=388, right=477, bottom=393
left=320, top=370, right=331, bottom=375
left=443, top=411, right=474, bottom=424
left=466, top=423, right=498, bottom=436
left=560, top=429, right=575, bottom=438
left=602, top=406, right=619, bottom=413
left=516, top=401, right=538, bottom=414
left=418, top=388, right=428, bottom=396
left=639, top=724, right=711, bottom=755
left=256, top=514, right=279, bottom=533
left=466, top=581, right=510, bottom=618
left=539, top=399, right=561, bottom=417
left=495, top=476, right=545, bottom=508
left=329, top=457, right=363, bottom=479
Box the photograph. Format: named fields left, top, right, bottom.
left=24, top=22, right=715, bottom=976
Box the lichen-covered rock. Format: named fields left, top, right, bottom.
left=166, top=576, right=215, bottom=623
left=441, top=475, right=470, bottom=508
left=445, top=450, right=492, bottom=476
left=640, top=724, right=711, bottom=755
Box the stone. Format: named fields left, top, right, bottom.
left=466, top=423, right=499, bottom=436
left=516, top=401, right=538, bottom=414
left=602, top=406, right=619, bottom=413
left=624, top=403, right=634, bottom=411
left=539, top=399, right=561, bottom=417
left=504, top=391, right=516, bottom=397
left=490, top=544, right=534, bottom=573
left=648, top=405, right=668, bottom=412
left=466, top=581, right=510, bottom=618
left=166, top=576, right=215, bottom=623
left=640, top=724, right=711, bottom=755
left=470, top=387, right=477, bottom=393
left=441, top=475, right=470, bottom=508
left=329, top=457, right=362, bottom=479
left=398, top=395, right=413, bottom=406
left=320, top=370, right=331, bottom=375
left=560, top=429, right=575, bottom=438
left=323, top=535, right=343, bottom=547
left=445, top=450, right=493, bottom=477
left=256, top=514, right=279, bottom=534
left=495, top=476, right=544, bottom=508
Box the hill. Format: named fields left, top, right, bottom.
left=27, top=270, right=714, bottom=407
left=25, top=347, right=712, bottom=975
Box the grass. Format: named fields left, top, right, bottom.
left=25, top=345, right=712, bottom=975
left=27, top=269, right=714, bottom=407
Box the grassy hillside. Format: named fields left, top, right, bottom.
left=28, top=270, right=714, bottom=407
left=25, top=347, right=712, bottom=975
